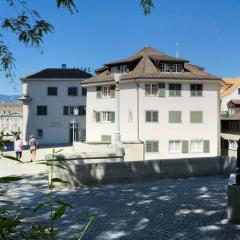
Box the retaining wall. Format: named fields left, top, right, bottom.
left=50, top=156, right=231, bottom=186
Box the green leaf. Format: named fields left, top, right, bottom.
left=51, top=178, right=69, bottom=184
left=53, top=205, right=66, bottom=221
left=33, top=200, right=51, bottom=212
left=0, top=176, right=22, bottom=183
left=0, top=219, right=22, bottom=227
left=55, top=200, right=72, bottom=208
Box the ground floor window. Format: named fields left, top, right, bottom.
left=190, top=140, right=203, bottom=153
left=145, top=140, right=159, bottom=153
left=101, top=135, right=112, bottom=142
left=36, top=129, right=43, bottom=139
left=169, top=140, right=181, bottom=153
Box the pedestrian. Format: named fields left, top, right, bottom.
left=14, top=134, right=23, bottom=160
left=29, top=135, right=38, bottom=162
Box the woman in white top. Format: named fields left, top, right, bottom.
left=14, top=134, right=23, bottom=160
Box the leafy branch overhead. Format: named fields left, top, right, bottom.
left=0, top=0, right=154, bottom=79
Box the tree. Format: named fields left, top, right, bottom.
left=0, top=0, right=154, bottom=80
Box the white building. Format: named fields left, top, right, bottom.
left=82, top=47, right=222, bottom=160
left=20, top=65, right=92, bottom=145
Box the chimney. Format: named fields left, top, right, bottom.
left=62, top=64, right=67, bottom=69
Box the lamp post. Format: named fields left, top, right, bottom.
left=70, top=107, right=79, bottom=147
left=112, top=73, right=125, bottom=159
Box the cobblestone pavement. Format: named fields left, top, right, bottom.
left=2, top=174, right=240, bottom=240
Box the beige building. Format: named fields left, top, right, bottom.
left=0, top=102, right=23, bottom=134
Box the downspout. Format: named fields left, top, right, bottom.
left=136, top=80, right=145, bottom=160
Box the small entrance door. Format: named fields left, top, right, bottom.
left=69, top=123, right=79, bottom=143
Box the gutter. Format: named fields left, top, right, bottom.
left=136, top=79, right=145, bottom=160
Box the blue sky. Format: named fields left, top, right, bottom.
left=1, top=0, right=240, bottom=95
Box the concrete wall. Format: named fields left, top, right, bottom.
left=22, top=79, right=86, bottom=144
left=51, top=157, right=224, bottom=186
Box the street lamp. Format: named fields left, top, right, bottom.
left=70, top=107, right=79, bottom=146
left=112, top=73, right=125, bottom=159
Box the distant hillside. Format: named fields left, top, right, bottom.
left=0, top=94, right=21, bottom=103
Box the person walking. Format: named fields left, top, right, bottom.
left=14, top=134, right=23, bottom=160
left=29, top=135, right=38, bottom=162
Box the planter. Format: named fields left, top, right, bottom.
left=228, top=184, right=240, bottom=224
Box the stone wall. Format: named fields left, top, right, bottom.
left=50, top=156, right=227, bottom=186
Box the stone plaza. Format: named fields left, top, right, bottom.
left=1, top=157, right=240, bottom=240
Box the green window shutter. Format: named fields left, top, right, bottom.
left=145, top=111, right=152, bottom=122
left=152, top=111, right=158, bottom=122
left=96, top=112, right=100, bottom=122
left=63, top=106, right=68, bottom=115
left=158, top=83, right=165, bottom=97
left=110, top=85, right=115, bottom=98
left=146, top=141, right=152, bottom=152
left=190, top=111, right=203, bottom=123
left=96, top=86, right=102, bottom=98
left=101, top=135, right=111, bottom=142
left=169, top=111, right=181, bottom=123
left=182, top=140, right=189, bottom=153
left=111, top=112, right=115, bottom=123
left=203, top=140, right=210, bottom=153
left=152, top=141, right=159, bottom=152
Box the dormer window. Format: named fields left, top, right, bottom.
left=158, top=63, right=183, bottom=72
left=111, top=65, right=129, bottom=75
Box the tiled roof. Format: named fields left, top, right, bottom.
left=220, top=77, right=240, bottom=99
left=22, top=68, right=92, bottom=80
left=83, top=47, right=221, bottom=85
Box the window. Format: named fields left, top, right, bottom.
left=37, top=106, right=47, bottom=115
left=146, top=141, right=159, bottom=153
left=47, top=87, right=57, bottom=96
left=95, top=111, right=115, bottom=123
left=145, top=111, right=158, bottom=122
left=111, top=66, right=118, bottom=75
left=82, top=87, right=87, bottom=96
left=159, top=63, right=171, bottom=72
left=169, top=140, right=181, bottom=153
left=145, top=83, right=158, bottom=96
left=101, top=135, right=112, bottom=142
left=111, top=65, right=128, bottom=75
left=191, top=84, right=203, bottom=96
left=169, top=84, right=181, bottom=96
left=190, top=140, right=203, bottom=153
left=36, top=129, right=43, bottom=138
left=172, top=64, right=182, bottom=72
left=68, top=87, right=78, bottom=96
left=169, top=111, right=181, bottom=123
left=102, top=86, right=111, bottom=97
left=190, top=111, right=203, bottom=123
left=238, top=88, right=240, bottom=95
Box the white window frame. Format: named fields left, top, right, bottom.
left=169, top=140, right=181, bottom=153
left=102, top=86, right=111, bottom=98
left=145, top=83, right=158, bottom=96
left=101, top=111, right=112, bottom=122
left=145, top=110, right=158, bottom=123
left=190, top=140, right=203, bottom=153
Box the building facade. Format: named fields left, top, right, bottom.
left=20, top=66, right=92, bottom=145
left=0, top=102, right=23, bottom=135
left=82, top=47, right=222, bottom=160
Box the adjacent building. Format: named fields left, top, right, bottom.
left=82, top=47, right=222, bottom=160
left=0, top=102, right=23, bottom=135
left=20, top=65, right=92, bottom=145
left=220, top=78, right=240, bottom=155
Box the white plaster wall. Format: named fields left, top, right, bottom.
left=138, top=81, right=220, bottom=159
left=22, top=79, right=86, bottom=144
left=221, top=88, right=239, bottom=112
left=86, top=80, right=220, bottom=160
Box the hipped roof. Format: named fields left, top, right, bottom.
left=83, top=47, right=221, bottom=85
